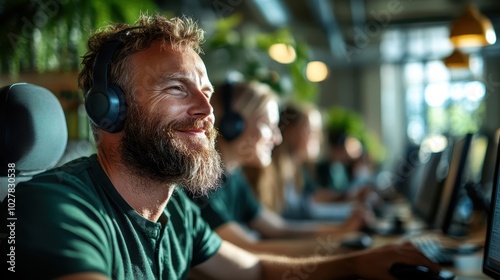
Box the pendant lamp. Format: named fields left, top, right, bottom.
left=444, top=49, right=470, bottom=68
left=449, top=4, right=496, bottom=48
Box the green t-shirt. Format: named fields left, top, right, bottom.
left=188, top=168, right=261, bottom=230
left=0, top=155, right=221, bottom=280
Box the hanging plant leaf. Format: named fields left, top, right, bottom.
left=0, top=0, right=159, bottom=75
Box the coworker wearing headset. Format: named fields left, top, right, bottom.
left=188, top=81, right=376, bottom=257
left=0, top=13, right=441, bottom=280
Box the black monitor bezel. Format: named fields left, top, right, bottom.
left=435, top=133, right=473, bottom=235
left=483, top=133, right=500, bottom=279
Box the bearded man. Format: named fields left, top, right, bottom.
left=0, top=14, right=443, bottom=280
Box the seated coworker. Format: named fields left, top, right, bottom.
left=0, top=13, right=442, bottom=280
left=188, top=81, right=377, bottom=256
left=243, top=103, right=377, bottom=221
left=244, top=103, right=364, bottom=221
left=315, top=127, right=378, bottom=198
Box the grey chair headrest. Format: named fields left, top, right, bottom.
left=0, top=83, right=67, bottom=175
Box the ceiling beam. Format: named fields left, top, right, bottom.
left=308, top=0, right=347, bottom=61
left=249, top=0, right=289, bottom=27
left=350, top=0, right=366, bottom=31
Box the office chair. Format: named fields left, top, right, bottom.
left=0, top=83, right=67, bottom=202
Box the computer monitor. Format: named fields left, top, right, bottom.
left=475, top=129, right=500, bottom=207
left=483, top=132, right=500, bottom=279
left=411, top=150, right=447, bottom=227
left=404, top=135, right=451, bottom=229
left=388, top=142, right=421, bottom=199
left=467, top=134, right=489, bottom=185
left=433, top=133, right=474, bottom=237
left=480, top=129, right=500, bottom=188
left=464, top=132, right=496, bottom=213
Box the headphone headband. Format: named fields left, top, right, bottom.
left=91, top=27, right=143, bottom=92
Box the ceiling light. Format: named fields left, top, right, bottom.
left=443, top=49, right=470, bottom=69
left=306, top=61, right=328, bottom=82
left=449, top=4, right=497, bottom=48
left=268, top=43, right=296, bottom=64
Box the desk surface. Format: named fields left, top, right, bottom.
left=370, top=226, right=491, bottom=279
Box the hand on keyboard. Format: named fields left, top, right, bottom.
left=410, top=235, right=454, bottom=265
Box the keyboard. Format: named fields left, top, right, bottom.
left=410, top=235, right=454, bottom=265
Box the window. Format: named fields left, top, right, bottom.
left=381, top=25, right=485, bottom=145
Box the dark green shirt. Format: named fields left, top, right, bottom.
left=0, top=155, right=221, bottom=280
left=189, top=168, right=262, bottom=230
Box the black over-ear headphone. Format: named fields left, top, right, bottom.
left=85, top=27, right=141, bottom=133
left=218, top=82, right=245, bottom=141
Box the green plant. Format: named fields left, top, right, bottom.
left=0, top=0, right=158, bottom=75
left=1, top=3, right=320, bottom=103
left=325, top=106, right=386, bottom=164
left=203, top=13, right=319, bottom=102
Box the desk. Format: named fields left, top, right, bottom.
left=370, top=227, right=491, bottom=279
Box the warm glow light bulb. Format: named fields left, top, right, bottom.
left=486, top=28, right=497, bottom=45
left=268, top=43, right=296, bottom=64
left=306, top=61, right=328, bottom=82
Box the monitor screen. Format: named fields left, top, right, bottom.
left=433, top=133, right=473, bottom=236
left=483, top=134, right=500, bottom=279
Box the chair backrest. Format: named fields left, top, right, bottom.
left=0, top=83, right=67, bottom=202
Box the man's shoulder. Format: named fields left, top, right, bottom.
left=41, top=154, right=94, bottom=175
left=15, top=155, right=101, bottom=201
left=28, top=155, right=95, bottom=183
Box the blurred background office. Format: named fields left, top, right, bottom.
left=1, top=0, right=500, bottom=177
left=3, top=2, right=500, bottom=276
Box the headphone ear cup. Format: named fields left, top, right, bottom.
left=219, top=111, right=245, bottom=141
left=85, top=27, right=141, bottom=134
left=218, top=81, right=245, bottom=141
left=85, top=83, right=126, bottom=133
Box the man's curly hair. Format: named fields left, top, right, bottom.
left=78, top=13, right=205, bottom=140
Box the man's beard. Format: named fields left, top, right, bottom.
left=120, top=104, right=223, bottom=196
